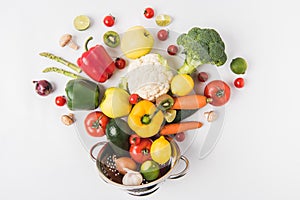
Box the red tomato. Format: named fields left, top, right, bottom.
left=144, top=7, right=154, bottom=19
left=234, top=77, right=245, bottom=88
left=103, top=15, right=115, bottom=27
left=129, top=134, right=141, bottom=145
left=130, top=138, right=152, bottom=163
left=204, top=80, right=231, bottom=106
left=129, top=94, right=139, bottom=104
left=84, top=111, right=110, bottom=137
left=55, top=96, right=66, bottom=106
left=114, top=57, right=126, bottom=69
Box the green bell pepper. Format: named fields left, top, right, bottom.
left=65, top=79, right=100, bottom=110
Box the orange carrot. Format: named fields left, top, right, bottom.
left=160, top=121, right=203, bottom=135
left=171, top=95, right=211, bottom=110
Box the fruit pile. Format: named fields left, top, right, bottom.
left=33, top=6, right=248, bottom=187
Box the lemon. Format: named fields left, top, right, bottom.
left=100, top=87, right=132, bottom=118
left=155, top=14, right=172, bottom=26
left=73, top=15, right=90, bottom=31
left=164, top=110, right=177, bottom=123
left=171, top=74, right=194, bottom=96
left=150, top=136, right=171, bottom=164
left=230, top=57, right=248, bottom=74
left=140, top=160, right=160, bottom=181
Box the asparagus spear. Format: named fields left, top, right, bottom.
left=39, top=52, right=82, bottom=73
left=43, top=67, right=85, bottom=79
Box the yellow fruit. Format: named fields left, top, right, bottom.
left=155, top=14, right=172, bottom=26
left=100, top=87, right=132, bottom=118
left=164, top=109, right=177, bottom=123
left=121, top=26, right=154, bottom=59
left=171, top=74, right=194, bottom=96
left=150, top=136, right=171, bottom=164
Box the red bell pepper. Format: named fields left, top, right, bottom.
left=77, top=42, right=115, bottom=83
left=129, top=135, right=152, bottom=163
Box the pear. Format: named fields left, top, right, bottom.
left=100, top=87, right=132, bottom=118
left=121, top=26, right=154, bottom=59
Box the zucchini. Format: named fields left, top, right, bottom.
left=170, top=109, right=198, bottom=123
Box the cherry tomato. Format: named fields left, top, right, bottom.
left=144, top=7, right=154, bottom=19
left=84, top=111, right=110, bottom=137
left=129, top=93, right=139, bottom=104
left=55, top=96, right=66, bottom=106
left=103, top=15, right=115, bottom=27
left=129, top=134, right=141, bottom=145
left=129, top=138, right=152, bottom=163
left=175, top=132, right=185, bottom=142
left=167, top=45, right=178, bottom=55
left=204, top=80, right=231, bottom=106
left=198, top=72, right=209, bottom=82
left=114, top=57, right=126, bottom=69
left=157, top=29, right=169, bottom=41
left=234, top=77, right=245, bottom=88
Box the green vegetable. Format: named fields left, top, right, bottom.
left=65, top=79, right=100, bottom=110
left=170, top=109, right=198, bottom=123
left=176, top=27, right=227, bottom=74
left=39, top=52, right=82, bottom=73
left=230, top=57, right=248, bottom=74
left=106, top=118, right=132, bottom=156
left=42, top=67, right=85, bottom=79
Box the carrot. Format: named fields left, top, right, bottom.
left=160, top=121, right=203, bottom=135
left=171, top=95, right=211, bottom=110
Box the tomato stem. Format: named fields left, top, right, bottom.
left=92, top=115, right=103, bottom=129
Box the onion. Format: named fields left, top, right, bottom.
left=33, top=80, right=53, bottom=96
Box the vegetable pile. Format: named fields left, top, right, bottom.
left=33, top=6, right=248, bottom=187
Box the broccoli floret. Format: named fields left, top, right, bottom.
left=177, top=27, right=227, bottom=74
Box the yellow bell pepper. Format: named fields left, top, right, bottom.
left=128, top=100, right=164, bottom=138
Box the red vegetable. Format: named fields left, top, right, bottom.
left=77, top=38, right=115, bottom=83
left=144, top=7, right=154, bottom=19
left=204, top=80, right=231, bottom=106
left=103, top=15, right=115, bottom=27
left=114, top=57, right=126, bottom=69
left=234, top=77, right=245, bottom=88
left=129, top=93, right=139, bottom=105
left=129, top=134, right=141, bottom=145
left=55, top=96, right=66, bottom=106
left=84, top=111, right=110, bottom=137
left=129, top=138, right=152, bottom=163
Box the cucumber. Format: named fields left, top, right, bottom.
left=106, top=118, right=132, bottom=156
left=170, top=109, right=198, bottom=123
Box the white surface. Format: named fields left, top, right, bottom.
left=1, top=0, right=300, bottom=199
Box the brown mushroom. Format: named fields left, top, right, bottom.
left=61, top=113, right=75, bottom=126
left=59, top=34, right=79, bottom=50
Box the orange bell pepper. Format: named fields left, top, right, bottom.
left=128, top=100, right=164, bottom=138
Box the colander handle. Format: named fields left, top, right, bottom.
left=89, top=141, right=107, bottom=161
left=168, top=155, right=189, bottom=179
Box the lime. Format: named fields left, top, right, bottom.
left=140, top=160, right=160, bottom=181
left=155, top=14, right=172, bottom=26
left=164, top=110, right=177, bottom=123
left=150, top=136, right=171, bottom=164
left=73, top=15, right=90, bottom=31
left=230, top=57, right=248, bottom=74
left=171, top=74, right=194, bottom=96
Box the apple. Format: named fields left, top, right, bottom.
left=121, top=26, right=154, bottom=59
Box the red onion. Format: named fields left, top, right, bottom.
left=33, top=80, right=53, bottom=96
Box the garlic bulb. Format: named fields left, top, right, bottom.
left=122, top=169, right=143, bottom=186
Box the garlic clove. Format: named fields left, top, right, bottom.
left=204, top=111, right=217, bottom=122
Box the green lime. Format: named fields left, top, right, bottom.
left=73, top=15, right=90, bottom=31
left=230, top=57, right=247, bottom=74
left=140, top=160, right=160, bottom=181
left=155, top=14, right=172, bottom=26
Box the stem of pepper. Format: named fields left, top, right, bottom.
left=141, top=107, right=160, bottom=125
left=84, top=36, right=94, bottom=51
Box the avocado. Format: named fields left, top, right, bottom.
left=106, top=118, right=132, bottom=156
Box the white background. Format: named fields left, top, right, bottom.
left=1, top=0, right=300, bottom=199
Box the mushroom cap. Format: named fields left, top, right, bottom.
left=59, top=34, right=72, bottom=47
